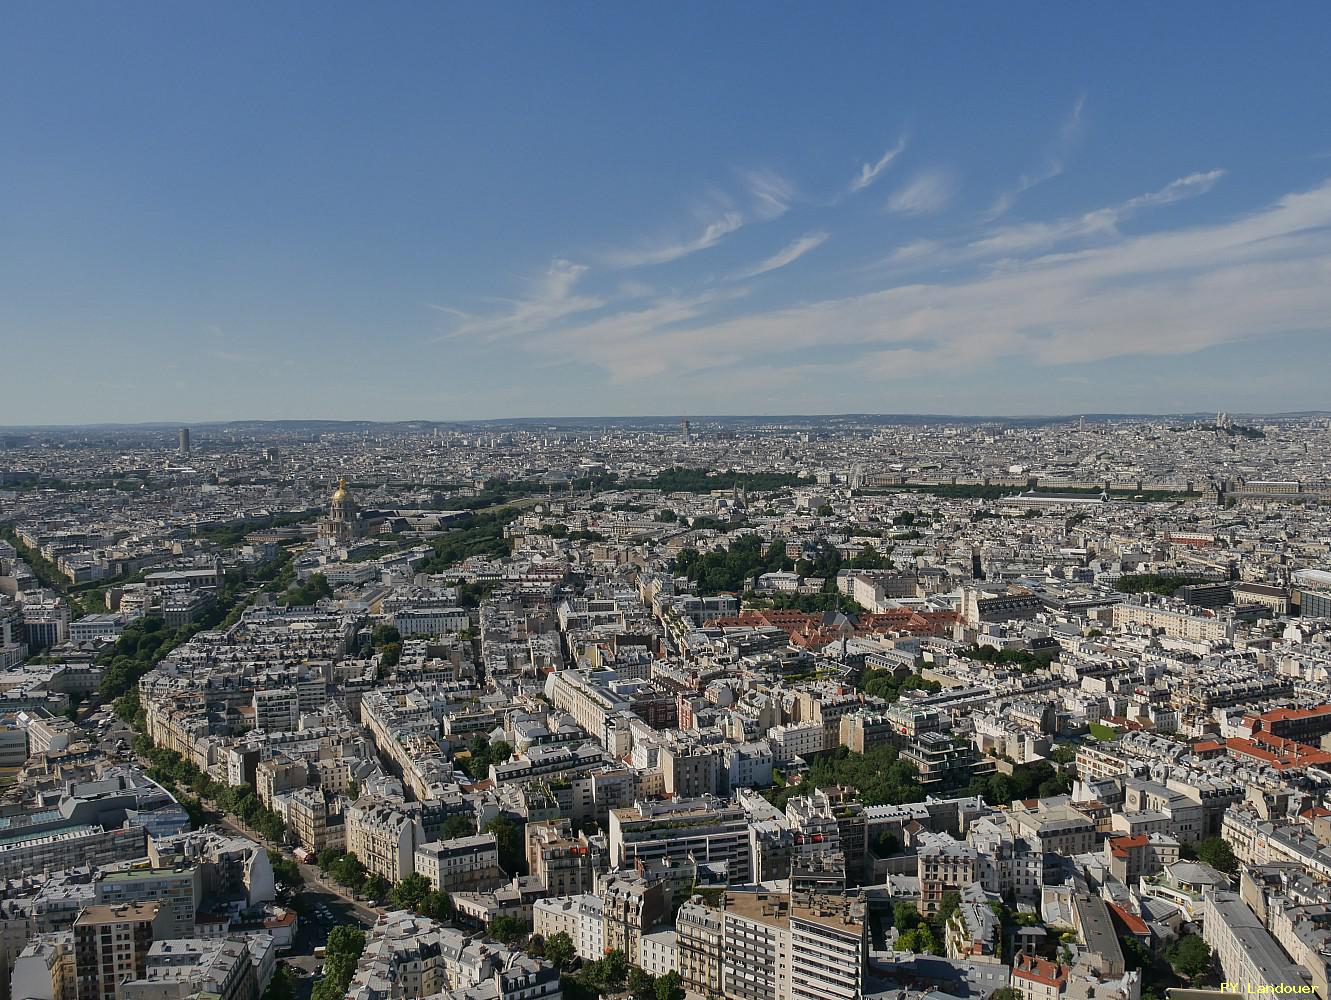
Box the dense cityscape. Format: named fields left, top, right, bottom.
left=7, top=3, right=1331, bottom=1000
left=0, top=413, right=1330, bottom=1000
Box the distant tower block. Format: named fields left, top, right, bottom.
left=178, top=428, right=191, bottom=454
left=680, top=417, right=691, bottom=445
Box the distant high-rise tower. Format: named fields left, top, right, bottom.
left=680, top=417, right=691, bottom=446
left=178, top=427, right=190, bottom=454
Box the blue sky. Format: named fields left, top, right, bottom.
left=4, top=4, right=1331, bottom=422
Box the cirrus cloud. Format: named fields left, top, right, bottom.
left=886, top=168, right=958, bottom=215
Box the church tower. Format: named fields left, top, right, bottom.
left=320, top=477, right=363, bottom=545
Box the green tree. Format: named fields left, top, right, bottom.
left=655, top=971, right=685, bottom=1000
left=484, top=816, right=527, bottom=875
left=441, top=814, right=476, bottom=839
left=315, top=925, right=366, bottom=1000
left=317, top=848, right=343, bottom=871
left=1166, top=934, right=1212, bottom=979
left=1049, top=744, right=1078, bottom=765
left=849, top=544, right=886, bottom=569
left=488, top=915, right=529, bottom=945
left=1120, top=936, right=1153, bottom=972
left=600, top=950, right=628, bottom=988
left=893, top=901, right=923, bottom=931
left=390, top=873, right=433, bottom=911
left=268, top=851, right=303, bottom=893
left=897, top=923, right=939, bottom=954
left=330, top=853, right=368, bottom=892
left=544, top=931, right=575, bottom=971
left=936, top=890, right=961, bottom=925
left=421, top=889, right=454, bottom=922
left=873, top=831, right=901, bottom=856
left=627, top=967, right=656, bottom=1000
left=262, top=965, right=297, bottom=1000
left=280, top=573, right=333, bottom=607
left=1194, top=837, right=1238, bottom=875
left=364, top=873, right=391, bottom=904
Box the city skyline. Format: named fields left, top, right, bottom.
left=5, top=4, right=1331, bottom=421
left=2, top=409, right=1330, bottom=433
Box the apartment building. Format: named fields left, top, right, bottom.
left=660, top=742, right=724, bottom=799
left=673, top=889, right=866, bottom=1000
left=792, top=688, right=861, bottom=752
left=1203, top=891, right=1312, bottom=994
left=0, top=825, right=147, bottom=882
left=532, top=894, right=605, bottom=962
left=286, top=787, right=342, bottom=855
left=787, top=894, right=862, bottom=1000
left=121, top=937, right=257, bottom=1000
left=72, top=903, right=166, bottom=1000
left=1111, top=601, right=1233, bottom=642
left=677, top=899, right=724, bottom=998
left=345, top=800, right=427, bottom=883
left=93, top=865, right=199, bottom=940
left=1007, top=800, right=1096, bottom=856
left=722, top=890, right=791, bottom=1000
left=916, top=833, right=980, bottom=916
left=768, top=723, right=824, bottom=764
left=413, top=834, right=502, bottom=892
left=10, top=932, right=76, bottom=1000
left=345, top=910, right=561, bottom=1000
left=525, top=821, right=597, bottom=897
left=608, top=797, right=751, bottom=883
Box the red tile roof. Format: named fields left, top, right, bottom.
left=1220, top=736, right=1331, bottom=771
left=1013, top=953, right=1068, bottom=987
left=1107, top=901, right=1150, bottom=937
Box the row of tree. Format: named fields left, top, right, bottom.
left=766, top=745, right=922, bottom=810
left=101, top=547, right=293, bottom=704
left=857, top=666, right=941, bottom=702
left=416, top=507, right=517, bottom=575
left=277, top=571, right=333, bottom=607
left=456, top=735, right=514, bottom=781
left=955, top=644, right=1059, bottom=671
left=135, top=739, right=288, bottom=842
left=675, top=534, right=792, bottom=595
left=310, top=926, right=366, bottom=1000
left=551, top=941, right=684, bottom=1000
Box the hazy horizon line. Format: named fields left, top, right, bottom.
left=2, top=410, right=1325, bottom=432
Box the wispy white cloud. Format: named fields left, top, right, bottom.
left=1120, top=169, right=1225, bottom=210
left=986, top=94, right=1086, bottom=220
left=732, top=231, right=829, bottom=279
left=603, top=212, right=744, bottom=268
left=876, top=170, right=1225, bottom=270
left=743, top=168, right=797, bottom=220
left=968, top=169, right=1224, bottom=256
left=424, top=302, right=470, bottom=320
left=524, top=288, right=750, bottom=382
left=512, top=177, right=1331, bottom=385
left=437, top=258, right=605, bottom=341
left=886, top=168, right=957, bottom=215
left=849, top=137, right=908, bottom=193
